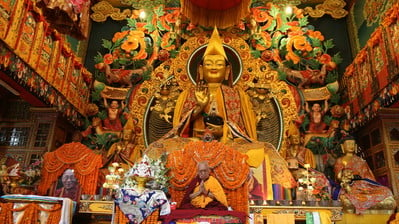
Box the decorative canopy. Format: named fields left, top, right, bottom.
left=38, top=142, right=103, bottom=195
left=180, top=0, right=251, bottom=28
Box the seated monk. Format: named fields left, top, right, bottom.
left=335, top=137, right=396, bottom=214
left=180, top=161, right=228, bottom=210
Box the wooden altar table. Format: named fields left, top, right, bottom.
left=250, top=205, right=343, bottom=222
left=78, top=200, right=114, bottom=224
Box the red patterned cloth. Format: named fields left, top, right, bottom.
left=178, top=85, right=249, bottom=138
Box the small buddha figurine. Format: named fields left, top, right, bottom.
left=286, top=121, right=316, bottom=169
left=104, top=128, right=136, bottom=168
left=338, top=166, right=353, bottom=194
left=334, top=137, right=396, bottom=213
left=103, top=98, right=126, bottom=131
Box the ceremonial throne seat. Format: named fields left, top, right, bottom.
left=161, top=140, right=250, bottom=223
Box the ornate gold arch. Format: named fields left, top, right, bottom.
left=129, top=31, right=298, bottom=156
left=128, top=60, right=174, bottom=153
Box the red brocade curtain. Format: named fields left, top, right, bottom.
left=38, top=142, right=103, bottom=195
left=190, top=0, right=242, bottom=10
left=181, top=0, right=251, bottom=28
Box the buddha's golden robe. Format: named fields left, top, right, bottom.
left=173, top=85, right=257, bottom=143
left=170, top=84, right=296, bottom=190
left=296, top=146, right=316, bottom=169
left=191, top=176, right=228, bottom=208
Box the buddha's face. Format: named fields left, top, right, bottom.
left=289, top=134, right=301, bottom=145
left=342, top=140, right=356, bottom=154
left=202, top=55, right=227, bottom=84
left=122, top=131, right=134, bottom=141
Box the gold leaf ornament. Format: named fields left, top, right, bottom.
left=90, top=1, right=132, bottom=22
left=304, top=0, right=348, bottom=19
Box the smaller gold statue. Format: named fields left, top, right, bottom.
left=334, top=137, right=396, bottom=213
left=286, top=121, right=316, bottom=169
left=105, top=128, right=137, bottom=168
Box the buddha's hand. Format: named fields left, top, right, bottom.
left=206, top=123, right=223, bottom=137
left=194, top=81, right=209, bottom=109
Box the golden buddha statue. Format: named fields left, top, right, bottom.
left=147, top=28, right=296, bottom=195
left=334, top=137, right=396, bottom=213
left=286, top=121, right=316, bottom=169
left=172, top=27, right=257, bottom=143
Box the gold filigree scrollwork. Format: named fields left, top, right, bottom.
left=304, top=0, right=348, bottom=19
left=130, top=31, right=298, bottom=154
left=90, top=1, right=132, bottom=22
left=129, top=60, right=175, bottom=148
left=245, top=59, right=298, bottom=154
left=98, top=81, right=130, bottom=100
left=150, top=80, right=180, bottom=124
left=247, top=64, right=275, bottom=123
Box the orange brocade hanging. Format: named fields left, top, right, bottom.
left=38, top=142, right=103, bottom=195
left=166, top=141, right=250, bottom=213
left=0, top=202, right=62, bottom=224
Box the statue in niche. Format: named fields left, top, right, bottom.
left=104, top=128, right=136, bottom=168
left=286, top=121, right=316, bottom=169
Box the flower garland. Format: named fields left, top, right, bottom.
left=0, top=202, right=62, bottom=224
left=38, top=142, right=103, bottom=195
left=166, top=140, right=250, bottom=213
